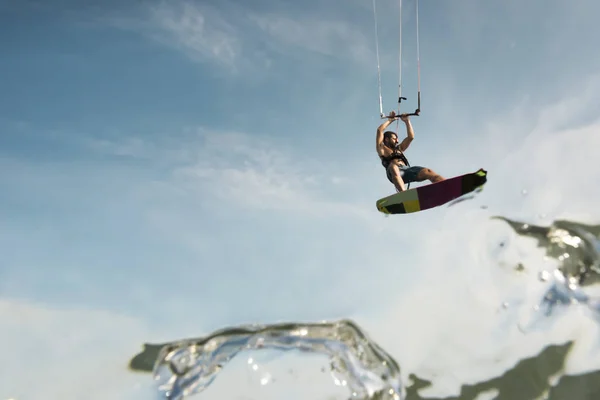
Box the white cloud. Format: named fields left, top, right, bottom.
left=87, top=127, right=374, bottom=223
left=104, top=0, right=241, bottom=71
left=109, top=0, right=376, bottom=73
left=173, top=132, right=318, bottom=212
left=148, top=1, right=239, bottom=69
left=477, top=72, right=600, bottom=219
left=249, top=13, right=373, bottom=65
left=0, top=298, right=156, bottom=400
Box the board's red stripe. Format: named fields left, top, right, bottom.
left=417, top=175, right=463, bottom=210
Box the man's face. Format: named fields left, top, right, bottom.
left=386, top=134, right=398, bottom=147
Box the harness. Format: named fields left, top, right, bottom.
left=380, top=145, right=410, bottom=169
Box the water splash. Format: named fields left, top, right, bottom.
left=126, top=215, right=600, bottom=400
left=151, top=319, right=404, bottom=400
left=447, top=186, right=485, bottom=208
left=494, top=217, right=600, bottom=329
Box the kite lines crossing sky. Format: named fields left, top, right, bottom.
left=372, top=0, right=421, bottom=122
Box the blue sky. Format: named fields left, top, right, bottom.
left=2, top=0, right=600, bottom=398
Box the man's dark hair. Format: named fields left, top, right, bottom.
left=383, top=131, right=396, bottom=140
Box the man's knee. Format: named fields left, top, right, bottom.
left=416, top=167, right=432, bottom=178
left=418, top=167, right=443, bottom=181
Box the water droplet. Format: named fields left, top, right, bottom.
left=515, top=263, right=525, bottom=272
left=260, top=372, right=272, bottom=385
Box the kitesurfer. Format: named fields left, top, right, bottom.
left=376, top=111, right=444, bottom=192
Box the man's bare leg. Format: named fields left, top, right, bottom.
left=389, top=165, right=406, bottom=192
left=416, top=168, right=444, bottom=184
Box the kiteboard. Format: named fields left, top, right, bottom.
left=376, top=168, right=488, bottom=215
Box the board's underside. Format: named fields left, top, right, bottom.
left=376, top=168, right=488, bottom=215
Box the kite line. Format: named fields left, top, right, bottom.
left=372, top=0, right=421, bottom=120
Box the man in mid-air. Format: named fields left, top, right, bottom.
left=376, top=111, right=444, bottom=192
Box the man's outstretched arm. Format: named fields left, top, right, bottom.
left=376, top=112, right=396, bottom=151
left=398, top=115, right=414, bottom=152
